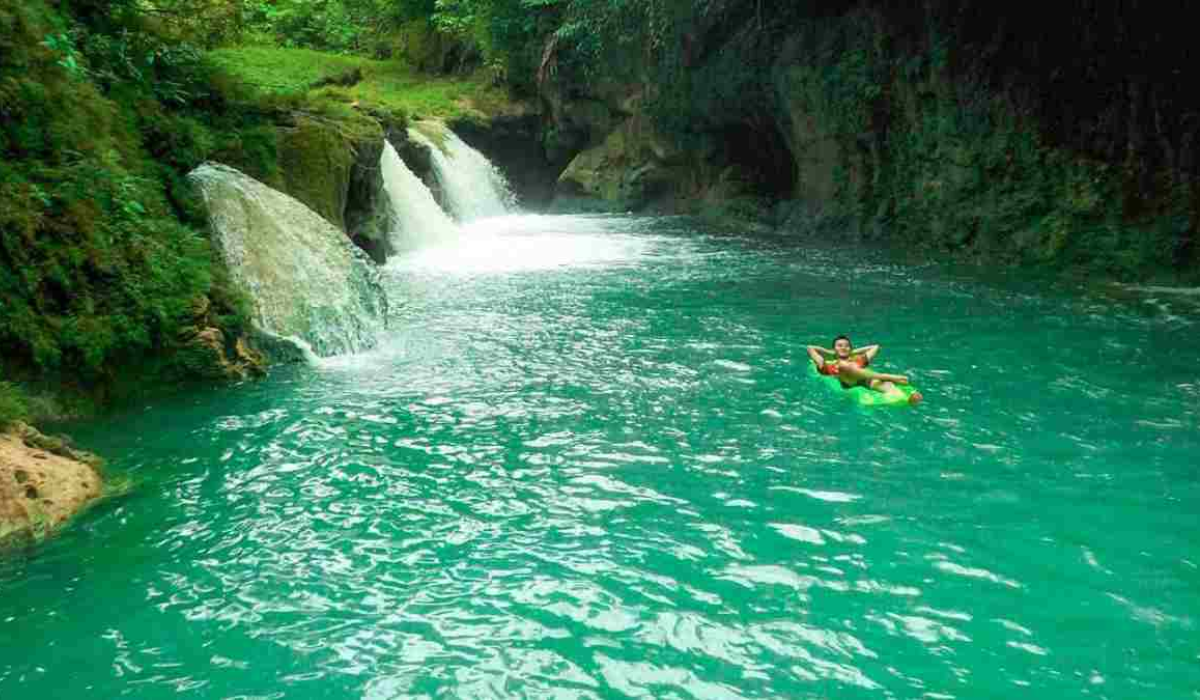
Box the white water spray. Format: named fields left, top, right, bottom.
left=188, top=163, right=387, bottom=357
left=409, top=122, right=516, bottom=222
left=380, top=141, right=460, bottom=252
left=387, top=214, right=655, bottom=275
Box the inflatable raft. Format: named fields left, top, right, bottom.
left=809, top=362, right=923, bottom=406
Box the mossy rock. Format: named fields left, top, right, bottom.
left=555, top=116, right=695, bottom=211
left=276, top=117, right=353, bottom=230
left=275, top=112, right=384, bottom=232
left=392, top=20, right=476, bottom=73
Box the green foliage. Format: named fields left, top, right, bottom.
left=159, top=0, right=561, bottom=89
left=0, top=0, right=269, bottom=400
left=0, top=382, right=29, bottom=429
left=115, top=0, right=246, bottom=49
left=552, top=0, right=660, bottom=77
left=41, top=32, right=85, bottom=80
left=208, top=46, right=372, bottom=93
left=238, top=0, right=414, bottom=54
left=77, top=27, right=211, bottom=105
left=244, top=0, right=361, bottom=52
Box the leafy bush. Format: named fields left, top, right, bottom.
left=241, top=0, right=389, bottom=54
left=0, top=0, right=268, bottom=401
left=0, top=382, right=29, bottom=430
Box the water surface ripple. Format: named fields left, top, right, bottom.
left=2, top=215, right=1198, bottom=698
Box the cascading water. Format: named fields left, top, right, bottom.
left=188, top=163, right=387, bottom=357
left=380, top=141, right=460, bottom=252
left=409, top=121, right=516, bottom=221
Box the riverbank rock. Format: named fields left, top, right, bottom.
left=555, top=116, right=679, bottom=210
left=393, top=129, right=441, bottom=203
left=0, top=423, right=103, bottom=549
left=277, top=114, right=381, bottom=232
left=173, top=296, right=270, bottom=380
left=552, top=115, right=754, bottom=213
left=345, top=125, right=393, bottom=264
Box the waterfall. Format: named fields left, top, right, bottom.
left=380, top=141, right=460, bottom=252
left=188, top=163, right=387, bottom=358
left=408, top=122, right=516, bottom=222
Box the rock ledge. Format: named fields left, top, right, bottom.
left=0, top=422, right=103, bottom=549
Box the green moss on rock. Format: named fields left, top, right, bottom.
left=275, top=113, right=383, bottom=230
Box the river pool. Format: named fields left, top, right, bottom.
left=2, top=214, right=1197, bottom=698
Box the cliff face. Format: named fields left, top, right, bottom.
left=766, top=7, right=1195, bottom=277
left=535, top=1, right=1199, bottom=280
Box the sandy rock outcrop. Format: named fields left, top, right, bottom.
left=0, top=422, right=103, bottom=549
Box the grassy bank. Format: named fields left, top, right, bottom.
left=207, top=47, right=520, bottom=120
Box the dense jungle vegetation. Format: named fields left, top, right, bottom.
left=2, top=0, right=1197, bottom=421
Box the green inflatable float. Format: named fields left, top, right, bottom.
left=809, top=362, right=923, bottom=406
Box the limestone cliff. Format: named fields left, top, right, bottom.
left=532, top=1, right=1198, bottom=278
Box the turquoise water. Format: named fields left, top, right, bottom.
left=3, top=214, right=1198, bottom=698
